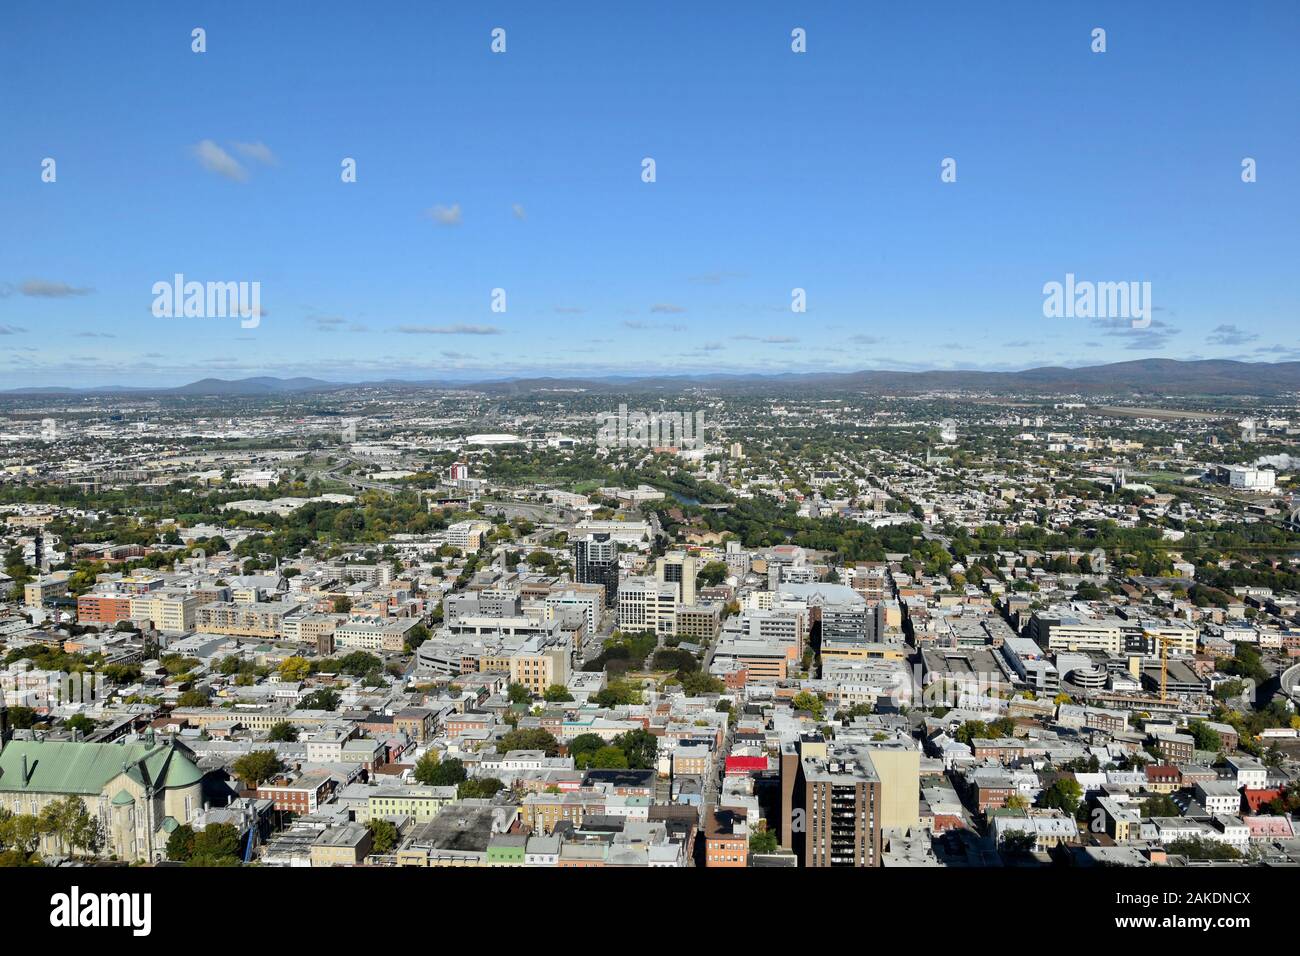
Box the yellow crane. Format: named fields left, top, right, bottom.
left=1155, top=634, right=1180, bottom=702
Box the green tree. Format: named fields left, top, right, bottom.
left=413, top=753, right=466, bottom=787
left=166, top=823, right=197, bottom=862
left=791, top=691, right=825, bottom=721
left=367, top=819, right=398, bottom=854
left=267, top=721, right=299, bottom=743
left=543, top=684, right=574, bottom=702
left=613, top=728, right=659, bottom=770
left=38, top=796, right=101, bottom=858
left=299, top=688, right=341, bottom=711
left=231, top=750, right=284, bottom=790
left=749, top=826, right=778, bottom=854
left=63, top=714, right=96, bottom=737
left=1186, top=719, right=1222, bottom=753
left=189, top=823, right=242, bottom=866
left=589, top=746, right=629, bottom=769
left=1039, top=777, right=1083, bottom=815
left=497, top=728, right=561, bottom=756
left=0, top=812, right=45, bottom=856
left=458, top=777, right=505, bottom=799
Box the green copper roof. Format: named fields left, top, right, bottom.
left=111, top=788, right=135, bottom=805
left=0, top=738, right=203, bottom=796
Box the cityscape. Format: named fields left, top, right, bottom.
left=0, top=0, right=1297, bottom=935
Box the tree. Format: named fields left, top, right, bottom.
left=1166, top=837, right=1243, bottom=861
left=497, top=728, right=561, bottom=756
left=64, top=714, right=95, bottom=737
left=38, top=796, right=101, bottom=858
left=589, top=746, right=629, bottom=769
left=543, top=684, right=574, bottom=702
left=337, top=652, right=382, bottom=677
left=612, top=728, right=658, bottom=770
left=1000, top=830, right=1038, bottom=854
left=299, top=688, right=341, bottom=711
left=367, top=819, right=398, bottom=854
left=790, top=691, right=825, bottom=721
left=6, top=706, right=38, bottom=730
left=332, top=595, right=353, bottom=614
left=267, top=721, right=299, bottom=743
left=1186, top=719, right=1222, bottom=753
left=506, top=682, right=531, bottom=705
left=592, top=679, right=642, bottom=707
left=166, top=824, right=197, bottom=862
left=189, top=823, right=242, bottom=866
left=176, top=689, right=210, bottom=708
left=954, top=720, right=990, bottom=746
left=696, top=561, right=729, bottom=588
left=749, top=826, right=778, bottom=854
left=413, top=753, right=466, bottom=787
left=458, top=778, right=505, bottom=799
left=0, top=812, right=44, bottom=856
left=681, top=671, right=725, bottom=696
left=231, top=750, right=284, bottom=790
left=568, top=733, right=606, bottom=768
left=278, top=656, right=311, bottom=682
left=404, top=623, right=431, bottom=652
left=1039, top=777, right=1083, bottom=815
left=1142, top=794, right=1182, bottom=817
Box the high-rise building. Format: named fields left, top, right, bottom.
left=573, top=533, right=619, bottom=607
left=801, top=745, right=883, bottom=867
left=781, top=736, right=884, bottom=867
left=655, top=551, right=697, bottom=605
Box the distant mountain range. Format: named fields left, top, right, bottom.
left=4, top=359, right=1300, bottom=398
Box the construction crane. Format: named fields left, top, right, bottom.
left=1155, top=634, right=1181, bottom=702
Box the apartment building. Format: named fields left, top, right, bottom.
left=335, top=616, right=420, bottom=652
left=446, top=520, right=493, bottom=551
left=800, top=743, right=884, bottom=868
left=77, top=592, right=133, bottom=625
left=704, top=807, right=749, bottom=868
left=675, top=603, right=723, bottom=643
left=618, top=576, right=679, bottom=637
left=195, top=599, right=302, bottom=638
left=509, top=635, right=573, bottom=696
left=130, top=591, right=200, bottom=633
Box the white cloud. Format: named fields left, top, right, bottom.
left=193, top=140, right=248, bottom=181
left=232, top=141, right=278, bottom=165
left=396, top=323, right=500, bottom=335
left=426, top=204, right=463, bottom=226
left=20, top=279, right=93, bottom=297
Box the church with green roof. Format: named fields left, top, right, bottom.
left=0, top=704, right=206, bottom=861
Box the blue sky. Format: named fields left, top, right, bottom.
left=1, top=0, right=1297, bottom=387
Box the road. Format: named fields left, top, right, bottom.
left=1282, top=662, right=1300, bottom=705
